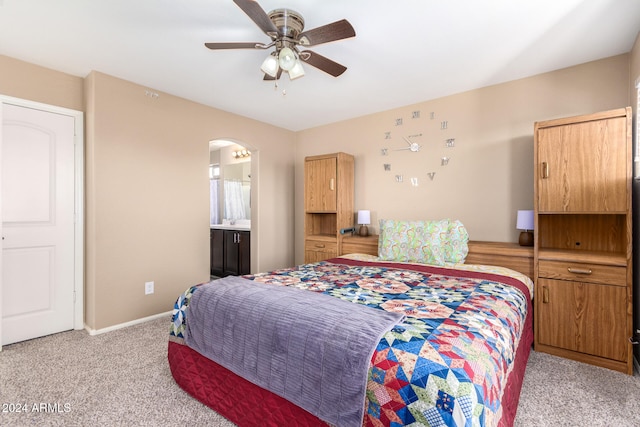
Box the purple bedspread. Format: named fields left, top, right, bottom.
left=183, top=275, right=405, bottom=427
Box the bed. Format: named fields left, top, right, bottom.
left=168, top=220, right=534, bottom=427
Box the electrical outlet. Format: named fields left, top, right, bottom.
left=145, top=281, right=154, bottom=295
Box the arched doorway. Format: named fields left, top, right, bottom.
left=209, top=139, right=257, bottom=276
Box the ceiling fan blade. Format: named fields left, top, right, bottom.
left=299, top=50, right=347, bottom=77
left=205, top=42, right=266, bottom=50
left=298, top=19, right=356, bottom=46
left=233, top=0, right=278, bottom=36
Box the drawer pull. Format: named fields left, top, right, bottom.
left=542, top=161, right=549, bottom=179
left=567, top=267, right=592, bottom=275
left=314, top=244, right=326, bottom=248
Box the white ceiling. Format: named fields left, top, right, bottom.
left=0, top=0, right=639, bottom=131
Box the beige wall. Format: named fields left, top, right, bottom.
left=295, top=54, right=631, bottom=265
left=84, top=72, right=296, bottom=330
left=0, top=55, right=84, bottom=111
left=631, top=32, right=640, bottom=100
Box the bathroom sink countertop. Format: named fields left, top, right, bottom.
left=210, top=223, right=251, bottom=231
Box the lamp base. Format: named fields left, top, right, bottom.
left=519, top=231, right=534, bottom=247
left=358, top=224, right=369, bottom=237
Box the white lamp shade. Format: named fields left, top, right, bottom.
left=260, top=55, right=279, bottom=77
left=357, top=210, right=371, bottom=225
left=516, top=210, right=534, bottom=230
left=288, top=60, right=305, bottom=80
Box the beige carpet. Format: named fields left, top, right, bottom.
left=0, top=315, right=638, bottom=426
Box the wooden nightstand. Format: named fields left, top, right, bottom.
left=341, top=234, right=379, bottom=256
left=465, top=241, right=534, bottom=279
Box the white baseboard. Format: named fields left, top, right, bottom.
left=85, top=310, right=173, bottom=336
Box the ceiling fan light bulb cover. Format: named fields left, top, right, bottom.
left=278, top=47, right=296, bottom=71
left=288, top=60, right=305, bottom=80
left=260, top=55, right=279, bottom=77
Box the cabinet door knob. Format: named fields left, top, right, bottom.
left=329, top=178, right=335, bottom=191
left=567, top=267, right=592, bottom=275
left=541, top=161, right=549, bottom=179
left=542, top=286, right=549, bottom=303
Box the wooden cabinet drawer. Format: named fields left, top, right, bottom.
left=305, top=239, right=337, bottom=263
left=538, top=260, right=626, bottom=286
left=305, top=239, right=337, bottom=253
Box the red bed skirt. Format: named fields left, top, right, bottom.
left=168, top=338, right=327, bottom=426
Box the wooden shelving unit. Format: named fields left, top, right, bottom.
left=533, top=107, right=633, bottom=375
left=304, top=152, right=354, bottom=263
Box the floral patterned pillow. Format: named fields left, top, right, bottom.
left=442, top=219, right=469, bottom=263
left=378, top=219, right=469, bottom=265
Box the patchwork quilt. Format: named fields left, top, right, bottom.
left=170, top=256, right=533, bottom=427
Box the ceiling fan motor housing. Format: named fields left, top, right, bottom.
left=268, top=8, right=304, bottom=42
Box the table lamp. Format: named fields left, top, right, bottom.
left=516, top=210, right=534, bottom=246
left=357, top=210, right=371, bottom=237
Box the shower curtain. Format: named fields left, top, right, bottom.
left=224, top=179, right=246, bottom=220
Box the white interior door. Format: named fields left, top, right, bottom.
left=1, top=101, right=80, bottom=346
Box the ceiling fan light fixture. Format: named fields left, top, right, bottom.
left=278, top=47, right=296, bottom=71
left=288, top=60, right=305, bottom=80
left=260, top=54, right=279, bottom=77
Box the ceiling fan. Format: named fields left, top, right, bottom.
left=205, top=0, right=356, bottom=81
